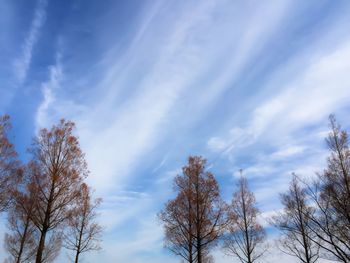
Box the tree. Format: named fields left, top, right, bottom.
left=159, top=156, right=227, bottom=263
left=271, top=174, right=319, bottom=263
left=63, top=183, right=102, bottom=263
left=159, top=188, right=196, bottom=263
left=28, top=119, right=88, bottom=263
left=4, top=190, right=37, bottom=263
left=0, top=115, right=22, bottom=212
left=223, top=175, right=267, bottom=263
left=5, top=206, right=62, bottom=263
left=4, top=166, right=62, bottom=263
left=304, top=115, right=350, bottom=262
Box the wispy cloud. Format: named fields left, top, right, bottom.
left=35, top=52, right=62, bottom=131
left=57, top=0, right=293, bottom=193
left=208, top=39, right=350, bottom=159
left=13, top=0, right=47, bottom=84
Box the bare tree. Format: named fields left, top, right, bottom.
left=271, top=174, right=319, bottom=263
left=304, top=115, right=350, bottom=262
left=223, top=176, right=267, bottom=263
left=63, top=183, right=102, bottom=263
left=0, top=115, right=22, bottom=212
left=27, top=119, right=88, bottom=263
left=159, top=156, right=227, bottom=263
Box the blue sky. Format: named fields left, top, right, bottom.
left=1, top=0, right=350, bottom=262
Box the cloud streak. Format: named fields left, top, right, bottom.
left=13, top=0, right=47, bottom=84
left=35, top=52, right=62, bottom=131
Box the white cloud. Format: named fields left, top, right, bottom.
left=70, top=0, right=293, bottom=192
left=208, top=127, right=252, bottom=154
left=207, top=137, right=227, bottom=152
left=208, top=39, right=350, bottom=159
left=98, top=191, right=152, bottom=231
left=271, top=145, right=306, bottom=159
left=35, top=53, right=62, bottom=131
left=155, top=168, right=181, bottom=185
left=86, top=214, right=176, bottom=263
left=252, top=40, right=350, bottom=138
left=232, top=165, right=275, bottom=179
left=13, top=0, right=47, bottom=84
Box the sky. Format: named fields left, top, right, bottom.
left=1, top=0, right=350, bottom=262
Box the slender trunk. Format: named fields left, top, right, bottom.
left=75, top=218, right=84, bottom=263
left=189, top=244, right=193, bottom=263
left=74, top=251, right=80, bottom=263
left=300, top=213, right=310, bottom=263
left=296, top=189, right=311, bottom=263
left=196, top=173, right=202, bottom=263
left=36, top=228, right=47, bottom=263
left=197, top=238, right=201, bottom=263
left=36, top=181, right=55, bottom=263
left=241, top=185, right=252, bottom=263
left=189, top=217, right=193, bottom=263
left=16, top=217, right=30, bottom=263
left=188, top=177, right=193, bottom=263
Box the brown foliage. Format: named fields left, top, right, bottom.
left=63, top=183, right=102, bottom=263
left=223, top=176, right=267, bottom=263
left=27, top=119, right=88, bottom=263
left=0, top=115, right=22, bottom=212
left=4, top=167, right=62, bottom=263
left=159, top=156, right=227, bottom=263
left=271, top=174, right=319, bottom=263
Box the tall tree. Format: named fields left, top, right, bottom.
left=271, top=174, right=319, bottom=263
left=305, top=115, right=350, bottom=262
left=28, top=119, right=88, bottom=263
left=159, top=156, right=227, bottom=263
left=223, top=176, right=267, bottom=263
left=0, top=115, right=22, bottom=212
left=63, top=183, right=102, bottom=263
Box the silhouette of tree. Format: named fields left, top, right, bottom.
left=305, top=115, right=350, bottom=262
left=271, top=174, right=319, bottom=263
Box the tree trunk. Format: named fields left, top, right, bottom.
left=296, top=191, right=311, bottom=263
left=16, top=218, right=29, bottom=263
left=197, top=238, right=202, bottom=263
left=189, top=234, right=193, bottom=263
left=74, top=251, right=80, bottom=263
left=35, top=228, right=47, bottom=263
left=196, top=173, right=202, bottom=263
left=241, top=187, right=251, bottom=263
left=36, top=183, right=54, bottom=263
